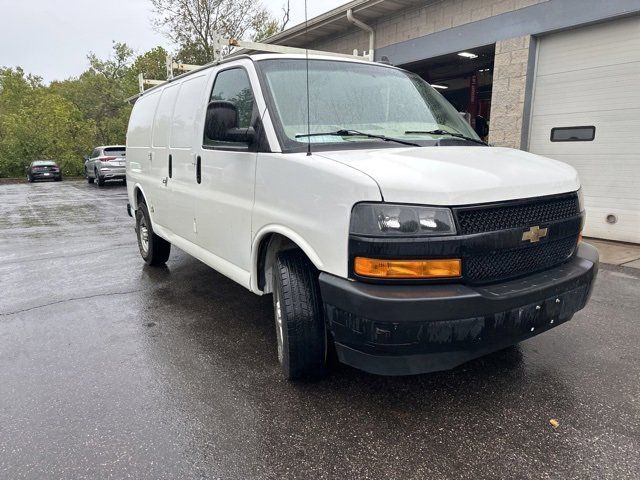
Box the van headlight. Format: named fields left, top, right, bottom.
left=350, top=203, right=457, bottom=237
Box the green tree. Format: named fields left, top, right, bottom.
left=253, top=0, right=290, bottom=42
left=50, top=42, right=135, bottom=147
left=0, top=43, right=171, bottom=178
left=122, top=46, right=170, bottom=95
left=0, top=68, right=94, bottom=177
left=151, top=0, right=290, bottom=64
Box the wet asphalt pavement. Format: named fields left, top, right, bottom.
left=0, top=180, right=639, bottom=480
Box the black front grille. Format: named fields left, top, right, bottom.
left=464, top=235, right=578, bottom=284
left=455, top=194, right=580, bottom=235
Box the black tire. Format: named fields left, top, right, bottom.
left=96, top=170, right=105, bottom=187
left=27, top=175, right=33, bottom=183
left=86, top=170, right=94, bottom=184
left=55, top=175, right=62, bottom=182
left=135, top=202, right=171, bottom=266
left=272, top=249, right=328, bottom=380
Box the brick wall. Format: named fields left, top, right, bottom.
left=487, top=36, right=532, bottom=148
left=310, top=0, right=547, bottom=54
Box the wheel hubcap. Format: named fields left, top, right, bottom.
left=275, top=292, right=284, bottom=363
left=139, top=218, right=149, bottom=254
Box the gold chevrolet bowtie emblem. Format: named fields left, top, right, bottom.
left=522, top=225, right=548, bottom=243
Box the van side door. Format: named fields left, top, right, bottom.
left=150, top=83, right=180, bottom=230
left=166, top=74, right=208, bottom=243
left=194, top=62, right=265, bottom=281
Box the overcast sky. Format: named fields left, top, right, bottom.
left=0, top=0, right=347, bottom=83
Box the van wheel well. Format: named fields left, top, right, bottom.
left=258, top=234, right=306, bottom=294
left=135, top=188, right=146, bottom=209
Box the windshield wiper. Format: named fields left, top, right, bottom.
left=296, top=129, right=421, bottom=147
left=405, top=129, right=487, bottom=146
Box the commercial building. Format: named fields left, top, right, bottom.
left=266, top=0, right=640, bottom=243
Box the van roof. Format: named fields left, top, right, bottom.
left=244, top=52, right=375, bottom=64
left=132, top=53, right=395, bottom=102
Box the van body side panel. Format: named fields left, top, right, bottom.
left=166, top=74, right=208, bottom=243
left=150, top=83, right=180, bottom=229
left=252, top=152, right=382, bottom=283
left=153, top=223, right=251, bottom=289
left=194, top=61, right=267, bottom=274
left=127, top=90, right=161, bottom=221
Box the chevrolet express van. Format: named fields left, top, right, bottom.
left=126, top=54, right=599, bottom=379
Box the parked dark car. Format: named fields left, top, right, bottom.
left=26, top=160, right=62, bottom=182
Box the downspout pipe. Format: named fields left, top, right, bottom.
left=347, top=8, right=375, bottom=61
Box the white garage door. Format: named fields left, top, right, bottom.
left=528, top=15, right=640, bottom=243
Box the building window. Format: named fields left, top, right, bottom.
left=550, top=126, right=596, bottom=142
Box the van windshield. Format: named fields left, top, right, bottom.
left=257, top=58, right=480, bottom=151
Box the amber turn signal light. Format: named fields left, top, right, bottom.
left=354, top=257, right=462, bottom=279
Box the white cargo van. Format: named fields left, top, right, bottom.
left=126, top=53, right=598, bottom=379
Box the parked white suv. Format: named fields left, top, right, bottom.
left=85, top=145, right=127, bottom=186
left=126, top=54, right=598, bottom=379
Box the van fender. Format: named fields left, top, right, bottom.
left=131, top=183, right=156, bottom=226
left=250, top=225, right=324, bottom=294
left=131, top=182, right=147, bottom=210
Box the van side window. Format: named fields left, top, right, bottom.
left=204, top=68, right=256, bottom=148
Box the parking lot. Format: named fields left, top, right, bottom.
left=1, top=180, right=638, bottom=479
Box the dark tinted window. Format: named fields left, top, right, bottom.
left=551, top=126, right=595, bottom=142
left=104, top=147, right=126, bottom=156
left=204, top=68, right=256, bottom=147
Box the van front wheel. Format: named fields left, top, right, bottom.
left=272, top=250, right=328, bottom=380
left=135, top=203, right=171, bottom=266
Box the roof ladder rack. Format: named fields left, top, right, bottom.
left=137, top=73, right=165, bottom=94
left=166, top=56, right=201, bottom=80
left=211, top=34, right=369, bottom=62
left=129, top=33, right=372, bottom=101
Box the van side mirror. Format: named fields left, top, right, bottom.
left=225, top=126, right=256, bottom=144
left=205, top=100, right=255, bottom=145
left=83, top=155, right=89, bottom=162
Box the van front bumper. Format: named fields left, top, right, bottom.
left=319, top=242, right=599, bottom=376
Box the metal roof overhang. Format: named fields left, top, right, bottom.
left=264, top=0, right=426, bottom=48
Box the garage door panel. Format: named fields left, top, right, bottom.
left=582, top=206, right=640, bottom=244
left=529, top=16, right=640, bottom=243
left=533, top=154, right=639, bottom=195
left=532, top=63, right=640, bottom=116
left=535, top=16, right=640, bottom=76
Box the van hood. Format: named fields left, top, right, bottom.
left=317, top=146, right=580, bottom=206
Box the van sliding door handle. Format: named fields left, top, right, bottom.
left=196, top=156, right=202, bottom=184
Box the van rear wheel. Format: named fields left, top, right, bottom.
left=272, top=250, right=328, bottom=380
left=135, top=203, right=171, bottom=266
